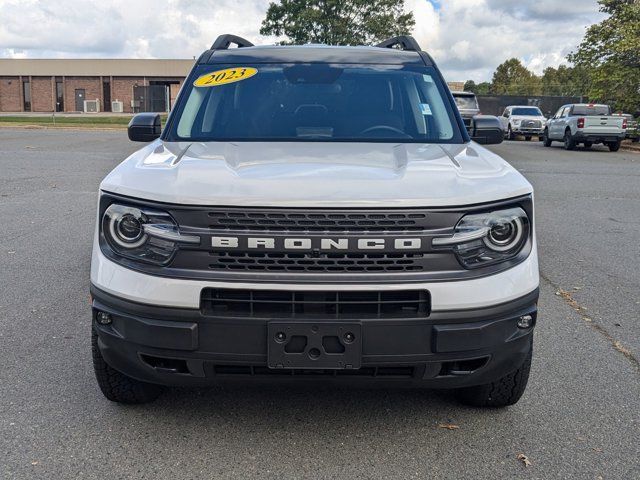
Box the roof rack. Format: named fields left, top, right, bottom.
left=376, top=35, right=421, bottom=52
left=211, top=34, right=254, bottom=50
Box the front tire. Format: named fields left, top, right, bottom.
left=563, top=130, right=576, bottom=150
left=543, top=129, right=552, bottom=147
left=607, top=140, right=621, bottom=152
left=92, top=330, right=163, bottom=404
left=456, top=346, right=533, bottom=408
left=507, top=126, right=515, bottom=140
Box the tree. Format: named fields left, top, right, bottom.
left=464, top=80, right=492, bottom=95
left=541, top=65, right=589, bottom=97
left=260, top=0, right=415, bottom=46
left=490, top=58, right=541, bottom=95
left=476, top=82, right=492, bottom=95
left=569, top=0, right=640, bottom=112
left=463, top=80, right=477, bottom=93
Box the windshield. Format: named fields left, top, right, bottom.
left=167, top=64, right=461, bottom=143
left=512, top=107, right=542, bottom=116
left=453, top=95, right=478, bottom=110
left=571, top=105, right=610, bottom=116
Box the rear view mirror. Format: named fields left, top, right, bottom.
left=470, top=115, right=504, bottom=145
left=128, top=113, right=162, bottom=142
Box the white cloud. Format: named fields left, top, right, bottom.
left=409, top=0, right=604, bottom=82
left=0, top=0, right=604, bottom=81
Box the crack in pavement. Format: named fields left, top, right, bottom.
left=540, top=271, right=640, bottom=374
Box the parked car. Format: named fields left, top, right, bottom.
left=90, top=34, right=538, bottom=408
left=499, top=106, right=546, bottom=141
left=451, top=91, right=480, bottom=134
left=613, top=113, right=639, bottom=143
left=543, top=103, right=626, bottom=151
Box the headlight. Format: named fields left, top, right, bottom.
left=512, top=119, right=521, bottom=125
left=102, top=203, right=199, bottom=265
left=432, top=207, right=530, bottom=269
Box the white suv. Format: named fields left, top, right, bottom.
left=90, top=34, right=539, bottom=407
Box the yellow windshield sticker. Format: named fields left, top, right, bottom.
left=194, top=67, right=258, bottom=87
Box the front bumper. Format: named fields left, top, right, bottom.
left=512, top=128, right=544, bottom=135
left=92, top=285, right=538, bottom=389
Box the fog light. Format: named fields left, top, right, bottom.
left=96, top=311, right=112, bottom=325
left=517, top=314, right=534, bottom=329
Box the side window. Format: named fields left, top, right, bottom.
left=553, top=107, right=563, bottom=119
left=561, top=107, right=570, bottom=118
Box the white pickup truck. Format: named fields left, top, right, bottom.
left=543, top=103, right=626, bottom=151
left=500, top=106, right=546, bottom=141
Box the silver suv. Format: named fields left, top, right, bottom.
left=451, top=91, right=480, bottom=134
left=90, top=34, right=538, bottom=408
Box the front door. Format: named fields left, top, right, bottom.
left=548, top=107, right=563, bottom=138
left=75, top=89, right=85, bottom=111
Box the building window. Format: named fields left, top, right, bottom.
left=103, top=80, right=111, bottom=112
left=55, top=81, right=64, bottom=112
left=23, top=81, right=31, bottom=112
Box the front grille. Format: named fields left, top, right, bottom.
left=207, top=210, right=427, bottom=232
left=168, top=206, right=465, bottom=276
left=209, top=251, right=425, bottom=272
left=522, top=120, right=542, bottom=128
left=200, top=288, right=430, bottom=319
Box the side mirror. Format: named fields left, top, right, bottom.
left=128, top=113, right=162, bottom=142
left=470, top=115, right=504, bottom=145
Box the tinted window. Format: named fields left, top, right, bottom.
left=453, top=95, right=478, bottom=110
left=571, top=105, right=610, bottom=116
left=169, top=64, right=461, bottom=143
left=512, top=107, right=542, bottom=116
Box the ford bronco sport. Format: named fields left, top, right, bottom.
left=91, top=34, right=539, bottom=407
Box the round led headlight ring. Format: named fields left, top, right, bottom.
left=483, top=217, right=524, bottom=252
left=107, top=208, right=148, bottom=249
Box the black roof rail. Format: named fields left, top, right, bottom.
left=211, top=34, right=254, bottom=50
left=376, top=35, right=421, bottom=52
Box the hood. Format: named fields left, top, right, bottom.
left=100, top=141, right=532, bottom=207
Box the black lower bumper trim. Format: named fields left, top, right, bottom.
left=91, top=285, right=538, bottom=389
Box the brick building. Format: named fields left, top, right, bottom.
left=446, top=81, right=466, bottom=92
left=0, top=59, right=194, bottom=113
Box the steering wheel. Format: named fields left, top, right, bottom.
left=360, top=125, right=409, bottom=137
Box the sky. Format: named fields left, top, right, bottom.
left=0, top=0, right=605, bottom=82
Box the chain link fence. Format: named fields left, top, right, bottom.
left=477, top=95, right=584, bottom=118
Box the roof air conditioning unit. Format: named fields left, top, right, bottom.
left=111, top=100, right=124, bottom=113
left=84, top=99, right=100, bottom=113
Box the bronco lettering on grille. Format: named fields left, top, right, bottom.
left=211, top=236, right=423, bottom=251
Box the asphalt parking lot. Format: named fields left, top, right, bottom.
left=1, top=129, right=639, bottom=479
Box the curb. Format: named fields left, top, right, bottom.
left=621, top=142, right=640, bottom=153
left=0, top=124, right=125, bottom=132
